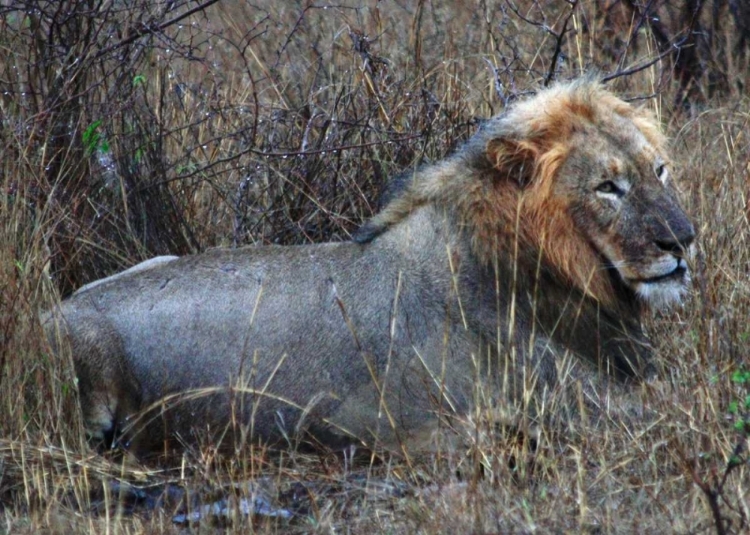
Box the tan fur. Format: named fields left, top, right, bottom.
left=43, top=78, right=694, bottom=456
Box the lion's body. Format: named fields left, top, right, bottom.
left=44, top=79, right=694, bottom=455
left=52, top=210, right=481, bottom=451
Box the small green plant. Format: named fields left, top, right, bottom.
left=729, top=368, right=750, bottom=435
left=82, top=120, right=110, bottom=156
left=684, top=368, right=750, bottom=535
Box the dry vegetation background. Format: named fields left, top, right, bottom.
left=0, top=0, right=749, bottom=533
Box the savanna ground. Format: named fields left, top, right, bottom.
left=1, top=1, right=749, bottom=533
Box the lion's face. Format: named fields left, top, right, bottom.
left=556, top=114, right=695, bottom=308
left=357, top=80, right=695, bottom=310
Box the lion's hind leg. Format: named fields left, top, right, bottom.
left=44, top=309, right=140, bottom=450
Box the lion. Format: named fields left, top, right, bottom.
left=44, top=78, right=695, bottom=456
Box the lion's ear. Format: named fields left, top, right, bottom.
left=486, top=138, right=537, bottom=187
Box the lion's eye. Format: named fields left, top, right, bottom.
left=595, top=181, right=622, bottom=196
left=655, top=164, right=667, bottom=182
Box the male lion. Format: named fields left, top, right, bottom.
left=44, top=78, right=694, bottom=456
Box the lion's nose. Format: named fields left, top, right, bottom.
left=654, top=223, right=695, bottom=256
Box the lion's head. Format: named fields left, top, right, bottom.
left=356, top=78, right=695, bottom=311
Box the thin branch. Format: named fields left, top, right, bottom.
left=93, top=0, right=221, bottom=60
left=506, top=0, right=579, bottom=87
left=544, top=0, right=578, bottom=87
left=505, top=0, right=553, bottom=33
left=142, top=134, right=424, bottom=190
left=677, top=445, right=729, bottom=535
left=483, top=57, right=512, bottom=106
left=601, top=38, right=686, bottom=84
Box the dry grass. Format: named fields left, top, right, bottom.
left=1, top=1, right=749, bottom=533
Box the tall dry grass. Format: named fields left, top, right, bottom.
left=1, top=0, right=749, bottom=532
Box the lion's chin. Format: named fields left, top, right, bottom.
left=632, top=273, right=691, bottom=310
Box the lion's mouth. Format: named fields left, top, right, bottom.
left=635, top=258, right=689, bottom=285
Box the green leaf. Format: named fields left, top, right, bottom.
left=734, top=419, right=747, bottom=432
left=82, top=120, right=101, bottom=144
left=82, top=120, right=103, bottom=155
left=133, top=74, right=146, bottom=87
left=729, top=400, right=739, bottom=414
left=731, top=370, right=750, bottom=383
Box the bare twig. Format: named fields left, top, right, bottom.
left=544, top=0, right=578, bottom=87
left=93, top=0, right=221, bottom=60
left=602, top=38, right=687, bottom=84
left=144, top=134, right=424, bottom=189
left=483, top=58, right=509, bottom=106
left=677, top=440, right=748, bottom=535
left=506, top=0, right=579, bottom=87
